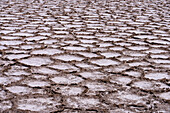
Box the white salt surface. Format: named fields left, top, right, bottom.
left=19, top=57, right=53, bottom=66
left=53, top=55, right=84, bottom=61
left=91, top=59, right=120, bottom=66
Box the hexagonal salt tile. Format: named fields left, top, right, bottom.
left=66, top=97, right=101, bottom=109
left=150, top=59, right=170, bottom=64
left=25, top=36, right=48, bottom=41
left=62, top=46, right=86, bottom=51
left=76, top=52, right=99, bottom=58
left=31, top=67, right=59, bottom=75
left=17, top=97, right=61, bottom=112
left=53, top=55, right=84, bottom=61
left=134, top=35, right=158, bottom=39
left=158, top=92, right=170, bottom=101
left=124, top=71, right=142, bottom=78
left=110, top=76, right=132, bottom=86
left=18, top=57, right=53, bottom=66
left=0, top=101, right=12, bottom=111
left=53, top=86, right=84, bottom=96
left=91, top=59, right=120, bottom=66
left=48, top=63, right=78, bottom=72
left=83, top=81, right=112, bottom=92
left=128, top=46, right=149, bottom=51
left=0, top=40, right=24, bottom=45
left=25, top=81, right=50, bottom=87
left=106, top=91, right=146, bottom=106
left=4, top=68, right=30, bottom=76
left=3, top=54, right=30, bottom=60
left=51, top=75, right=84, bottom=85
left=75, top=62, right=100, bottom=69
left=31, top=48, right=63, bottom=55
left=145, top=72, right=170, bottom=80
left=79, top=71, right=106, bottom=80
left=131, top=80, right=169, bottom=91
left=6, top=86, right=32, bottom=95
left=10, top=32, right=34, bottom=37
left=0, top=77, right=22, bottom=85
left=100, top=52, right=121, bottom=58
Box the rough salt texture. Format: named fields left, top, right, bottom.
left=0, top=0, right=170, bottom=112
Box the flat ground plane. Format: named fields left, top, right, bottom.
left=0, top=0, right=170, bottom=112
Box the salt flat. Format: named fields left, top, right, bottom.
left=0, top=0, right=169, bottom=112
